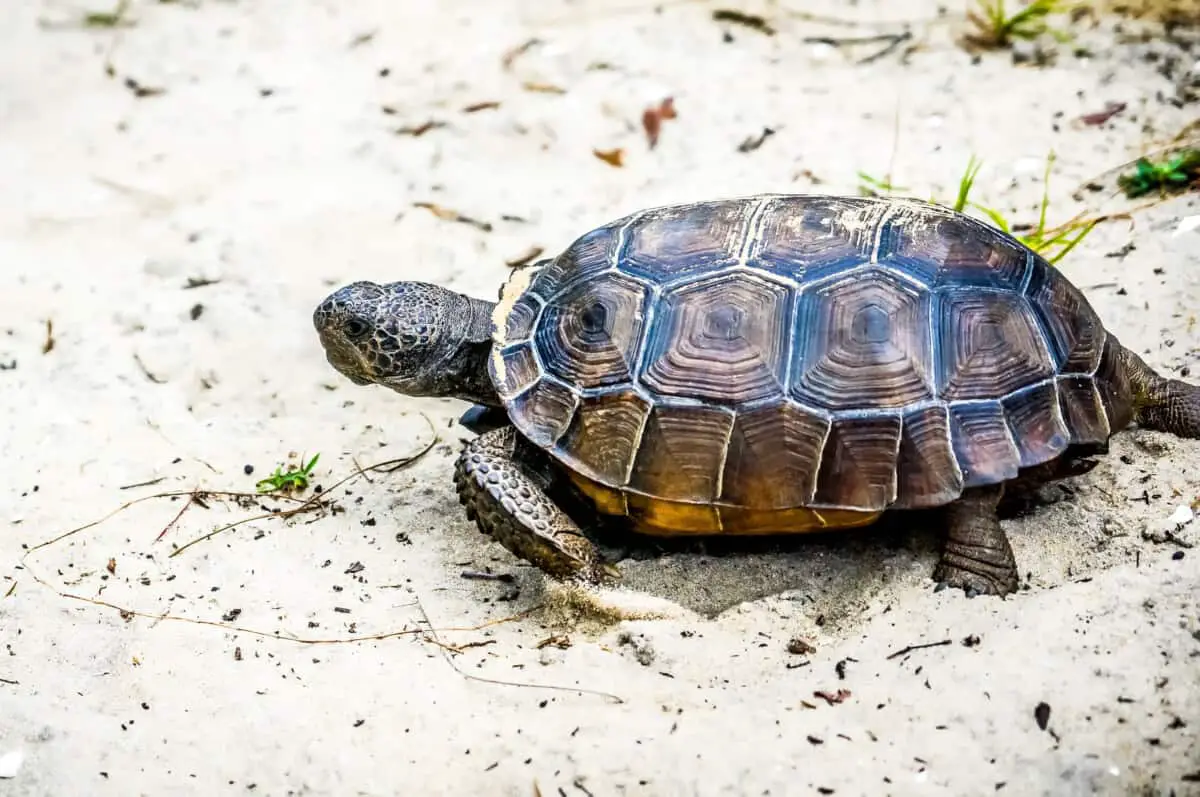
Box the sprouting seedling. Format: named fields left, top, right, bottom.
left=857, top=171, right=909, bottom=198
left=962, top=0, right=1075, bottom=50
left=954, top=152, right=1096, bottom=265
left=256, top=454, right=321, bottom=494
left=1116, top=150, right=1200, bottom=199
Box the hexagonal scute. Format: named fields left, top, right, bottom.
left=628, top=404, right=735, bottom=502
left=936, top=288, right=1056, bottom=401
left=878, top=204, right=1030, bottom=290
left=791, top=268, right=935, bottom=411
left=535, top=273, right=649, bottom=390
left=746, top=195, right=882, bottom=284
left=555, top=389, right=652, bottom=488
left=641, top=273, right=791, bottom=405
left=618, top=199, right=755, bottom=284
left=720, top=400, right=830, bottom=509
left=1025, top=263, right=1105, bottom=373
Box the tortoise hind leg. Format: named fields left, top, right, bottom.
left=1120, top=344, right=1200, bottom=439
left=454, top=426, right=617, bottom=583
left=933, top=484, right=1020, bottom=597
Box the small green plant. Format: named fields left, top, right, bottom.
left=83, top=0, right=132, bottom=26
left=1116, top=150, right=1200, bottom=198
left=857, top=171, right=909, bottom=197
left=952, top=152, right=1097, bottom=265
left=256, top=453, right=320, bottom=494
left=962, top=0, right=1075, bottom=50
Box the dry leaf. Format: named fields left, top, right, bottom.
left=593, top=148, right=625, bottom=167
left=522, top=81, right=566, bottom=94
left=642, top=97, right=677, bottom=149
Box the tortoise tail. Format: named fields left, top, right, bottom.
left=1119, top=343, right=1200, bottom=439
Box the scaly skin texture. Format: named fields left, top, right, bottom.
left=453, top=426, right=617, bottom=583
left=933, top=484, right=1020, bottom=597
left=1121, top=344, right=1200, bottom=439
left=312, top=280, right=500, bottom=408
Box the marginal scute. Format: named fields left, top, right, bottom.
left=947, top=402, right=1020, bottom=487
left=720, top=401, right=829, bottom=508
left=507, top=378, right=579, bottom=448
left=537, top=222, right=623, bottom=296
left=812, top=414, right=902, bottom=510
left=747, top=195, right=881, bottom=283
left=1002, top=381, right=1070, bottom=468
left=491, top=344, right=540, bottom=400
left=628, top=405, right=735, bottom=503
left=641, top=273, right=791, bottom=404
left=556, top=390, right=651, bottom=488
left=792, top=267, right=934, bottom=410
left=620, top=200, right=754, bottom=283
left=1094, top=337, right=1133, bottom=432
left=1025, top=263, right=1105, bottom=373
left=536, top=273, right=648, bottom=389
left=936, top=289, right=1056, bottom=401
left=893, top=404, right=964, bottom=509
left=1056, top=375, right=1111, bottom=445
left=879, top=205, right=1030, bottom=290
left=502, top=292, right=542, bottom=345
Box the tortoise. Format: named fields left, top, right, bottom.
left=313, top=194, right=1200, bottom=597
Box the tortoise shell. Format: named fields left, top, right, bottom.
left=488, top=194, right=1130, bottom=536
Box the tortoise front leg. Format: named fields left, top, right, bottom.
left=453, top=426, right=617, bottom=583
left=933, top=484, right=1020, bottom=597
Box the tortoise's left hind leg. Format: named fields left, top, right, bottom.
left=933, top=484, right=1020, bottom=597
left=453, top=426, right=617, bottom=583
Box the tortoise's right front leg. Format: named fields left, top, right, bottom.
left=453, top=426, right=617, bottom=583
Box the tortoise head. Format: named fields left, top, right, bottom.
left=313, top=280, right=501, bottom=406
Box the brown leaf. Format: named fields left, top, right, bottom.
left=642, top=97, right=677, bottom=149
left=394, top=120, right=446, bottom=137
left=106, top=557, right=116, bottom=575
left=813, top=688, right=852, bottom=706
left=1078, top=101, right=1126, bottom=126
left=463, top=101, right=501, bottom=113
left=593, top=147, right=625, bottom=167
left=506, top=246, right=545, bottom=268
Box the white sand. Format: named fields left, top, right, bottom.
left=2, top=1, right=1199, bottom=794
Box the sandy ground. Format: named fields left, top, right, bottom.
left=2, top=1, right=1200, bottom=794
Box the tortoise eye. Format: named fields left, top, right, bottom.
left=343, top=317, right=371, bottom=339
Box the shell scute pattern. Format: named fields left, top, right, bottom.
left=642, top=271, right=792, bottom=404
left=618, top=200, right=755, bottom=284
left=792, top=267, right=935, bottom=411
left=536, top=273, right=650, bottom=390
left=876, top=204, right=1032, bottom=290
left=495, top=195, right=1119, bottom=517
left=745, top=195, right=882, bottom=284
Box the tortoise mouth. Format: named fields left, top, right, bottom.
left=323, top=346, right=376, bottom=386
